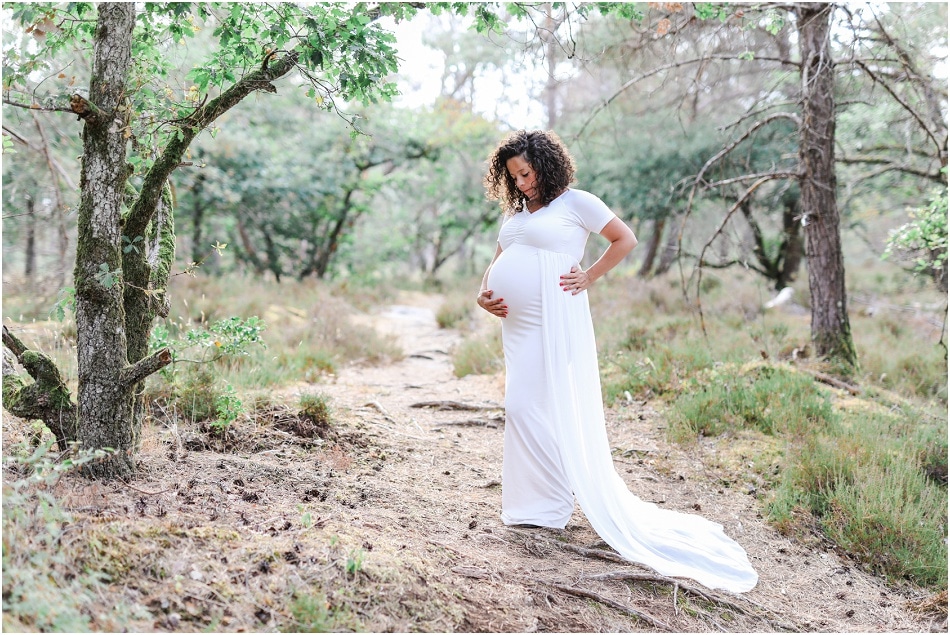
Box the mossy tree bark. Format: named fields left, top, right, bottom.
left=796, top=3, right=857, bottom=367
left=2, top=327, right=77, bottom=449
left=73, top=3, right=141, bottom=477
left=123, top=183, right=175, bottom=449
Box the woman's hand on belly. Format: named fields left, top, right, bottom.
left=477, top=289, right=508, bottom=318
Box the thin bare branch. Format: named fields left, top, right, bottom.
left=697, top=113, right=802, bottom=186
left=2, top=96, right=75, bottom=114
left=719, top=100, right=800, bottom=132
left=837, top=155, right=943, bottom=183
left=854, top=59, right=943, bottom=156
left=703, top=170, right=800, bottom=190
left=575, top=53, right=800, bottom=138
left=2, top=124, right=79, bottom=190
left=694, top=175, right=785, bottom=335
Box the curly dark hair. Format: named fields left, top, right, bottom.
left=484, top=130, right=576, bottom=215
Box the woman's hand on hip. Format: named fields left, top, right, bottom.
left=560, top=266, right=592, bottom=295
left=477, top=289, right=508, bottom=318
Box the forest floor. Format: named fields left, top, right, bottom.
left=4, top=290, right=946, bottom=633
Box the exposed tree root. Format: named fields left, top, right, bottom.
left=583, top=570, right=800, bottom=632
left=431, top=418, right=502, bottom=430
left=547, top=582, right=674, bottom=631
left=505, top=528, right=802, bottom=632
left=798, top=367, right=861, bottom=395
left=410, top=400, right=499, bottom=411
left=559, top=541, right=630, bottom=565
left=2, top=325, right=77, bottom=448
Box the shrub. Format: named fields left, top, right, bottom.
left=452, top=328, right=503, bottom=377
left=669, top=365, right=835, bottom=441
left=768, top=409, right=948, bottom=590
left=436, top=295, right=472, bottom=330
left=173, top=368, right=218, bottom=422
left=883, top=184, right=948, bottom=287
left=212, top=384, right=244, bottom=433
left=300, top=392, right=333, bottom=428
left=285, top=592, right=360, bottom=632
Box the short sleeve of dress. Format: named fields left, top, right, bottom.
left=568, top=189, right=617, bottom=233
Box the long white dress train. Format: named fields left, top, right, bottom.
left=486, top=189, right=758, bottom=594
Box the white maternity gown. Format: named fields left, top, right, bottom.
left=486, top=189, right=758, bottom=593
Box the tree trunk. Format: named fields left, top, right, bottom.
left=796, top=3, right=857, bottom=366
left=123, top=183, right=175, bottom=448
left=778, top=195, right=804, bottom=288
left=191, top=175, right=206, bottom=266
left=655, top=215, right=683, bottom=276
left=73, top=3, right=138, bottom=477
left=637, top=217, right=666, bottom=278
left=740, top=199, right=782, bottom=287
left=24, top=195, right=35, bottom=279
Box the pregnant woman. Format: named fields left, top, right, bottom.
left=477, top=130, right=758, bottom=593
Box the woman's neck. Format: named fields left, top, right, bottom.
left=526, top=188, right=566, bottom=213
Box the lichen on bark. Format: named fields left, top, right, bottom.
left=2, top=341, right=78, bottom=449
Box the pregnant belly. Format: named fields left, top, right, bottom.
left=487, top=245, right=542, bottom=321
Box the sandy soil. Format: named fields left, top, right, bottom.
left=7, top=290, right=946, bottom=633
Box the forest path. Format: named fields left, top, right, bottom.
left=275, top=289, right=938, bottom=633
left=34, top=291, right=941, bottom=632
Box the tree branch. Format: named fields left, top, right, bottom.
left=694, top=175, right=783, bottom=335
left=119, top=348, right=172, bottom=387
left=2, top=325, right=28, bottom=358
left=837, top=155, right=944, bottom=183
left=854, top=59, right=943, bottom=157
left=575, top=53, right=800, bottom=137
left=2, top=96, right=75, bottom=115
left=68, top=92, right=108, bottom=124
left=703, top=170, right=800, bottom=190
left=697, top=113, right=802, bottom=187
left=2, top=325, right=77, bottom=448
left=124, top=51, right=300, bottom=240
left=718, top=100, right=799, bottom=133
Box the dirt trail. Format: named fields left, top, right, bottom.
left=19, top=290, right=943, bottom=632
left=278, top=290, right=939, bottom=632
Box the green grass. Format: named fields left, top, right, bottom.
left=853, top=312, right=948, bottom=402
left=452, top=326, right=503, bottom=378
left=172, top=367, right=219, bottom=422
left=769, top=407, right=948, bottom=589
left=150, top=275, right=402, bottom=394
left=2, top=274, right=403, bottom=398
left=668, top=364, right=835, bottom=441
left=436, top=293, right=474, bottom=330
left=2, top=443, right=150, bottom=631
left=590, top=268, right=947, bottom=591
left=285, top=593, right=360, bottom=632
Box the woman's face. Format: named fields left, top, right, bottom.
left=506, top=155, right=538, bottom=202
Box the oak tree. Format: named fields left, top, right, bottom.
left=2, top=1, right=415, bottom=477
